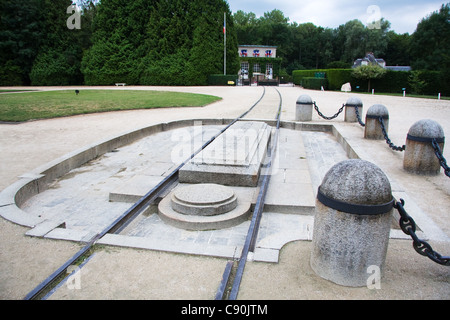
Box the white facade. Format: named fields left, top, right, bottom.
left=238, top=45, right=277, bottom=58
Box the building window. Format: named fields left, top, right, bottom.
left=253, top=63, right=260, bottom=73
left=241, top=62, right=249, bottom=72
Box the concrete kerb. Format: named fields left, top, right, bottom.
left=0, top=117, right=445, bottom=247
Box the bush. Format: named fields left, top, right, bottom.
left=326, top=69, right=353, bottom=90
left=293, top=68, right=413, bottom=93
left=301, top=77, right=328, bottom=90
left=417, top=70, right=449, bottom=95
left=0, top=62, right=24, bottom=86
left=293, top=69, right=325, bottom=85
left=369, top=70, right=408, bottom=93
left=30, top=50, right=82, bottom=85
left=207, top=74, right=238, bottom=86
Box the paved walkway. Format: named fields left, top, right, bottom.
left=0, top=86, right=448, bottom=300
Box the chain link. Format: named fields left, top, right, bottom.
left=431, top=138, right=450, bottom=177
left=378, top=117, right=406, bottom=151
left=394, top=199, right=450, bottom=266
left=313, top=102, right=345, bottom=120
left=353, top=106, right=365, bottom=127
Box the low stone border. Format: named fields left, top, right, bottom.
left=0, top=118, right=446, bottom=247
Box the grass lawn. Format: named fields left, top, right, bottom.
left=0, top=90, right=222, bottom=122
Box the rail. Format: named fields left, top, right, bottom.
left=216, top=88, right=283, bottom=300
left=24, top=87, right=269, bottom=300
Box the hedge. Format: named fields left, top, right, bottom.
left=301, top=77, right=328, bottom=90
left=207, top=74, right=238, bottom=86
left=293, top=68, right=449, bottom=95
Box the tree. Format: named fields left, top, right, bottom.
left=0, top=0, right=44, bottom=85
left=410, top=3, right=450, bottom=71
left=30, top=0, right=84, bottom=85
left=139, top=0, right=239, bottom=85
left=408, top=70, right=426, bottom=94
left=352, top=65, right=387, bottom=92
left=233, top=11, right=259, bottom=44
left=385, top=31, right=411, bottom=66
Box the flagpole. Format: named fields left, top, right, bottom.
left=224, top=12, right=226, bottom=75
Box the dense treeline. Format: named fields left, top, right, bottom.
left=0, top=0, right=448, bottom=87
left=0, top=0, right=238, bottom=86
left=233, top=4, right=449, bottom=74
left=82, top=0, right=239, bottom=85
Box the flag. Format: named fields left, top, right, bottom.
left=223, top=18, right=226, bottom=34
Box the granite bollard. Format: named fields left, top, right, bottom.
left=404, top=119, right=445, bottom=175
left=295, top=94, right=313, bottom=121
left=344, top=97, right=363, bottom=123
left=310, top=159, right=394, bottom=287
left=364, top=104, right=389, bottom=140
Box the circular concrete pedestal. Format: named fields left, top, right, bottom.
left=158, top=184, right=251, bottom=230
left=171, top=184, right=238, bottom=216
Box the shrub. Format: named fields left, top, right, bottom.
left=301, top=77, right=328, bottom=90
left=30, top=50, right=82, bottom=85
left=207, top=74, right=238, bottom=86
left=0, top=62, right=24, bottom=86
left=326, top=69, right=353, bottom=90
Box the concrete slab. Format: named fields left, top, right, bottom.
left=179, top=121, right=271, bottom=186
left=97, top=233, right=241, bottom=259
left=109, top=175, right=165, bottom=203
left=1, top=86, right=449, bottom=301
left=264, top=182, right=316, bottom=214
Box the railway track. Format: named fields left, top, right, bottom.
left=216, top=88, right=282, bottom=300
left=24, top=86, right=282, bottom=300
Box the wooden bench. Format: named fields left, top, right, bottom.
left=115, top=83, right=126, bottom=86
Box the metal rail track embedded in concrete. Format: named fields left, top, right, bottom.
left=23, top=87, right=269, bottom=300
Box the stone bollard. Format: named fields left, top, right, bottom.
left=295, top=95, right=313, bottom=121
left=403, top=119, right=445, bottom=175
left=310, top=159, right=394, bottom=287
left=344, top=96, right=363, bottom=122
left=364, top=104, right=389, bottom=140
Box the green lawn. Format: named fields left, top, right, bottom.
left=0, top=90, right=222, bottom=122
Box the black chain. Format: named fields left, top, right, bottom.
left=394, top=199, right=450, bottom=266
left=313, top=102, right=345, bottom=120
left=431, top=138, right=450, bottom=177
left=378, top=117, right=406, bottom=151
left=353, top=106, right=365, bottom=127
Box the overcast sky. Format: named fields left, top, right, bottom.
left=226, top=0, right=446, bottom=34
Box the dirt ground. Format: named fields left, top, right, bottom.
left=0, top=85, right=448, bottom=301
